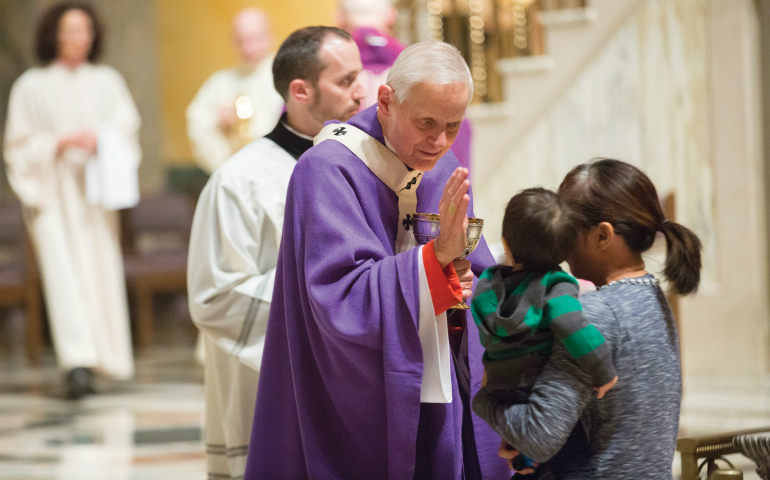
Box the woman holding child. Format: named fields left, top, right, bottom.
left=472, top=159, right=701, bottom=479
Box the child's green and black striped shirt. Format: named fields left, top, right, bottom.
left=471, top=265, right=616, bottom=389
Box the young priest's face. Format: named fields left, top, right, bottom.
left=308, top=37, right=366, bottom=124
left=377, top=82, right=469, bottom=171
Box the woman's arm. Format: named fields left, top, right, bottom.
left=472, top=340, right=596, bottom=463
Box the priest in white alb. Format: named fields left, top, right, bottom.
left=3, top=4, right=139, bottom=399
left=186, top=8, right=284, bottom=174
left=187, top=26, right=365, bottom=480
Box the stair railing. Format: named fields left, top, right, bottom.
left=677, top=427, right=770, bottom=480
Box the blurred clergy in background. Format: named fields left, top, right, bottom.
left=3, top=3, right=139, bottom=399
left=336, top=0, right=403, bottom=108
left=187, top=26, right=364, bottom=480
left=186, top=8, right=284, bottom=174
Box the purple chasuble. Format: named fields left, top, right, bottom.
left=453, top=119, right=473, bottom=174
left=245, top=105, right=509, bottom=480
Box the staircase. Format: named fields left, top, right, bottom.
left=467, top=0, right=641, bottom=198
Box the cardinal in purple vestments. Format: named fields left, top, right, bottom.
left=245, top=103, right=510, bottom=479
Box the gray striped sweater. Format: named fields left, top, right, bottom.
left=472, top=274, right=682, bottom=479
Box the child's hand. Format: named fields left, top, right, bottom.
left=481, top=369, right=488, bottom=387
left=577, top=279, right=597, bottom=296
left=595, top=375, right=618, bottom=399
left=499, top=441, right=539, bottom=474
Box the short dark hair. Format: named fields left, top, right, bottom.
left=272, top=26, right=353, bottom=102
left=35, top=2, right=103, bottom=63
left=502, top=187, right=579, bottom=271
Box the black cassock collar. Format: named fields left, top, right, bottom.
left=264, top=113, right=314, bottom=161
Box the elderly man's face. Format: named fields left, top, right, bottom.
left=378, top=82, right=469, bottom=171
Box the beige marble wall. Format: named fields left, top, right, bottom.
left=471, top=0, right=770, bottom=379
left=682, top=0, right=769, bottom=380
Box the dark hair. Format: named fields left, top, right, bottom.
left=558, top=158, right=702, bottom=295
left=502, top=187, right=579, bottom=271
left=272, top=26, right=353, bottom=102
left=35, top=2, right=103, bottom=63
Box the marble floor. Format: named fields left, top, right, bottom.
left=0, top=347, right=206, bottom=480
left=0, top=305, right=206, bottom=480
left=0, top=308, right=768, bottom=479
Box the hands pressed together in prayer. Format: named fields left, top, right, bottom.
left=435, top=167, right=471, bottom=270
left=435, top=167, right=474, bottom=300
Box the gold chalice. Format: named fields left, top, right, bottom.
left=411, top=213, right=484, bottom=310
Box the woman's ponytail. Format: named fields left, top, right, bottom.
left=660, top=221, right=702, bottom=295
left=560, top=159, right=703, bottom=296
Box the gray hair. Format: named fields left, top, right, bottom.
left=385, top=41, right=473, bottom=104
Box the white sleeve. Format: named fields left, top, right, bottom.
left=105, top=69, right=142, bottom=158
left=186, top=74, right=233, bottom=174
left=88, top=71, right=142, bottom=210
left=187, top=173, right=276, bottom=372
left=417, top=246, right=453, bottom=403
left=2, top=75, right=59, bottom=207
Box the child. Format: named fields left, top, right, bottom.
left=471, top=187, right=618, bottom=477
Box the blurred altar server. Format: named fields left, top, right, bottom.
left=186, top=8, right=284, bottom=174
left=3, top=3, right=139, bottom=399
left=338, top=0, right=474, bottom=171
left=188, top=26, right=365, bottom=479
left=337, top=0, right=402, bottom=108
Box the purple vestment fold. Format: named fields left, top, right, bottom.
left=245, top=105, right=509, bottom=480
left=453, top=119, right=473, bottom=173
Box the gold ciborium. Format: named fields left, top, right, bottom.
left=220, top=93, right=256, bottom=151
left=411, top=213, right=484, bottom=310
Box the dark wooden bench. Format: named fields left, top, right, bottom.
left=0, top=202, right=43, bottom=364
left=122, top=194, right=193, bottom=349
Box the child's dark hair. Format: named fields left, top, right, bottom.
left=558, top=158, right=702, bottom=295
left=502, top=187, right=578, bottom=271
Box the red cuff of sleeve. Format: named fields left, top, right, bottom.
left=423, top=240, right=464, bottom=315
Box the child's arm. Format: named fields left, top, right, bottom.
left=543, top=272, right=618, bottom=394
